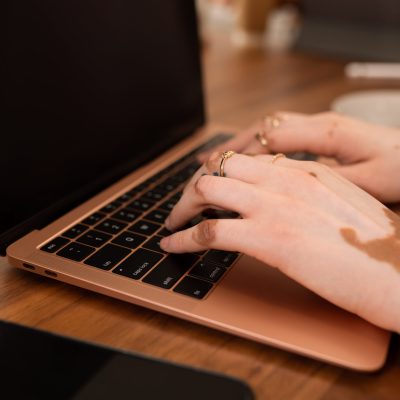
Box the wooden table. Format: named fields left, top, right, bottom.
left=1, top=30, right=400, bottom=399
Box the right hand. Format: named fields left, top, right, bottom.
left=200, top=112, right=400, bottom=203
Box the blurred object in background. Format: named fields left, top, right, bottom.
left=197, top=0, right=300, bottom=51
left=345, top=62, right=400, bottom=80
left=295, top=0, right=400, bottom=61
left=331, top=90, right=400, bottom=127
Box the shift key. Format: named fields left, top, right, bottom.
left=142, top=253, right=198, bottom=289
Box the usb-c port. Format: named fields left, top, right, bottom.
left=44, top=270, right=57, bottom=277
left=22, top=263, right=36, bottom=270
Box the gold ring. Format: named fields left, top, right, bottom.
left=271, top=153, right=286, bottom=164
left=219, top=151, right=236, bottom=177
left=255, top=131, right=268, bottom=147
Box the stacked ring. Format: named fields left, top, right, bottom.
left=219, top=151, right=236, bottom=177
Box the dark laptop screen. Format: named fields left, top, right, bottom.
left=1, top=0, right=204, bottom=253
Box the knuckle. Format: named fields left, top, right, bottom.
left=194, top=174, right=214, bottom=199
left=192, top=220, right=218, bottom=246
left=205, top=151, right=221, bottom=172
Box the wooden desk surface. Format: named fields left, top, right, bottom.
left=1, top=31, right=400, bottom=399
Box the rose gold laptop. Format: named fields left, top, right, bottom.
left=3, top=0, right=390, bottom=371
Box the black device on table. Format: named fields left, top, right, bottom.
left=0, top=320, right=253, bottom=400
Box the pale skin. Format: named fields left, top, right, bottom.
left=160, top=112, right=400, bottom=333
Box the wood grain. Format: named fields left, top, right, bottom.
left=1, top=29, right=400, bottom=399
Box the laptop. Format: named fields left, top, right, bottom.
left=2, top=0, right=390, bottom=371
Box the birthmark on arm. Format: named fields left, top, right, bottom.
left=340, top=208, right=400, bottom=272
left=309, top=172, right=317, bottom=178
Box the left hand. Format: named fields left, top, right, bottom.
left=160, top=151, right=400, bottom=332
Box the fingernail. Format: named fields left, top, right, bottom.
left=164, top=217, right=171, bottom=231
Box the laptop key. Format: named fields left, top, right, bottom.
left=159, top=200, right=175, bottom=212
left=203, top=250, right=238, bottom=268
left=173, top=276, right=213, bottom=299
left=112, top=208, right=141, bottom=223
left=95, top=219, right=127, bottom=235
left=156, top=178, right=180, bottom=192
left=99, top=201, right=122, bottom=214
left=112, top=232, right=146, bottom=250
left=142, top=189, right=167, bottom=202
left=84, top=244, right=130, bottom=270
left=57, top=243, right=95, bottom=262
left=128, top=220, right=161, bottom=236
left=142, top=235, right=166, bottom=253
left=62, top=224, right=89, bottom=239
left=142, top=253, right=199, bottom=289
left=113, top=248, right=163, bottom=280
left=144, top=209, right=169, bottom=224
left=189, top=261, right=225, bottom=283
left=81, top=212, right=106, bottom=226
left=157, top=227, right=173, bottom=237
left=77, top=230, right=112, bottom=248
left=41, top=237, right=70, bottom=253
left=116, top=192, right=134, bottom=203
left=127, top=198, right=155, bottom=212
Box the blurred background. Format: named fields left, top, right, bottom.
left=196, top=0, right=400, bottom=128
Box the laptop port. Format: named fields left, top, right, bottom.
left=22, top=263, right=36, bottom=270
left=44, top=270, right=58, bottom=277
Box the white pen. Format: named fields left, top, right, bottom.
left=345, top=62, right=400, bottom=79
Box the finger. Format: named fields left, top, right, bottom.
left=266, top=112, right=371, bottom=162
left=197, top=120, right=264, bottom=162
left=331, top=161, right=398, bottom=203
left=191, top=151, right=271, bottom=186
left=166, top=175, right=259, bottom=231
left=160, top=219, right=251, bottom=253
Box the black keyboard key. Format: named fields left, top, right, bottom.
left=116, top=193, right=134, bottom=203
left=41, top=237, right=70, bottom=253
left=142, top=235, right=166, bottom=253
left=159, top=200, right=175, bottom=212
left=145, top=209, right=169, bottom=224
left=203, top=250, right=239, bottom=268
left=112, top=232, right=146, bottom=250
left=62, top=224, right=88, bottom=239
left=190, top=261, right=225, bottom=283
left=157, top=227, right=173, bottom=237
left=173, top=276, right=213, bottom=299
left=57, top=243, right=95, bottom=262
left=112, top=208, right=141, bottom=223
left=128, top=198, right=155, bottom=212
left=113, top=249, right=163, bottom=280
left=131, top=181, right=151, bottom=192
left=156, top=178, right=180, bottom=192
left=128, top=220, right=161, bottom=236
left=100, top=201, right=122, bottom=214
left=82, top=212, right=106, bottom=226
left=143, top=189, right=167, bottom=202
left=77, top=230, right=112, bottom=248
left=171, top=191, right=183, bottom=201
left=84, top=244, right=130, bottom=270
left=142, top=253, right=199, bottom=289
left=95, top=219, right=127, bottom=235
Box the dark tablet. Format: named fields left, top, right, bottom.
left=0, top=320, right=253, bottom=400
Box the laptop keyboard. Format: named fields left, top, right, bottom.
left=40, top=134, right=239, bottom=300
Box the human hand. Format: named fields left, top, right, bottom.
left=161, top=151, right=400, bottom=332
left=199, top=112, right=400, bottom=203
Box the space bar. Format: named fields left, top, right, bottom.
left=142, top=253, right=198, bottom=289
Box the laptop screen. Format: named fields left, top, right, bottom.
left=1, top=0, right=204, bottom=254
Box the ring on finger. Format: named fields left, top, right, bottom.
left=271, top=153, right=286, bottom=164
left=219, top=150, right=236, bottom=177
left=255, top=130, right=268, bottom=147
